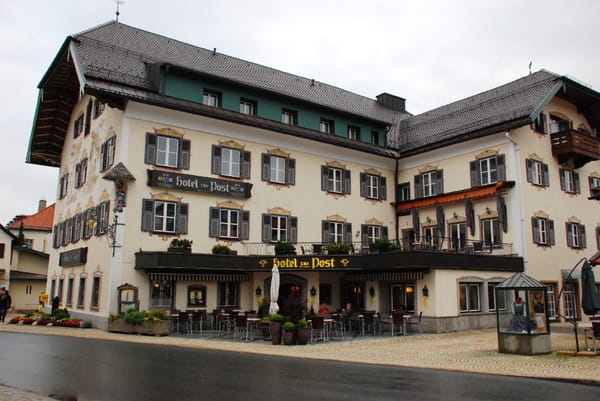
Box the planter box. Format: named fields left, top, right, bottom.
left=108, top=319, right=171, bottom=336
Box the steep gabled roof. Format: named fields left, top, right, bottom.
left=7, top=204, right=55, bottom=231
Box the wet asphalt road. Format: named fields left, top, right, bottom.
left=0, top=332, right=598, bottom=401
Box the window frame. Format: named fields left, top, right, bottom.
left=459, top=282, right=481, bottom=313
left=211, top=145, right=251, bottom=179
left=73, top=114, right=84, bottom=138
left=281, top=109, right=297, bottom=125
left=559, top=168, right=580, bottom=194
left=203, top=90, right=221, bottom=107
left=209, top=207, right=250, bottom=240
left=566, top=222, right=586, bottom=249
left=370, top=131, right=379, bottom=145
left=449, top=222, right=467, bottom=250
left=322, top=166, right=351, bottom=195
left=526, top=159, right=549, bottom=187
left=320, top=118, right=334, bottom=133
left=145, top=133, right=190, bottom=170
left=481, top=218, right=501, bottom=247
left=262, top=214, right=298, bottom=243
left=77, top=277, right=86, bottom=309
left=589, top=176, right=600, bottom=197
left=90, top=276, right=101, bottom=310
left=141, top=199, right=189, bottom=235
left=150, top=279, right=173, bottom=309
left=75, top=158, right=88, bottom=188
left=187, top=285, right=207, bottom=307
left=414, top=170, right=443, bottom=198
left=261, top=153, right=295, bottom=185
left=239, top=98, right=257, bottom=115
left=321, top=220, right=352, bottom=244
left=470, top=155, right=505, bottom=187
left=217, top=282, right=240, bottom=309
left=487, top=283, right=507, bottom=312
left=531, top=216, right=555, bottom=246
left=99, top=136, right=116, bottom=172
left=59, top=173, right=69, bottom=199
left=348, top=126, right=360, bottom=140
left=360, top=224, right=388, bottom=247
left=360, top=173, right=387, bottom=201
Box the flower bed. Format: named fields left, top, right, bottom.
left=8, top=309, right=90, bottom=329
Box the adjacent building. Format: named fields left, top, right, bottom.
left=25, top=21, right=598, bottom=332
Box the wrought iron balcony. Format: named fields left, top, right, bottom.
left=551, top=129, right=600, bottom=168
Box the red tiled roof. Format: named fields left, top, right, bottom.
left=8, top=203, right=55, bottom=231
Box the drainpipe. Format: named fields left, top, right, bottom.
left=505, top=131, right=527, bottom=271
left=394, top=157, right=399, bottom=244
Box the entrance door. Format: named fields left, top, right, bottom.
left=390, top=284, right=415, bottom=313
left=344, top=283, right=365, bottom=311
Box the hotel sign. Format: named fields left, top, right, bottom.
left=147, top=170, right=252, bottom=198
left=259, top=256, right=351, bottom=270
left=59, top=247, right=88, bottom=267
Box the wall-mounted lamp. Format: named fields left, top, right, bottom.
left=310, top=286, right=317, bottom=297
left=255, top=286, right=262, bottom=297
left=422, top=285, right=429, bottom=297
left=369, top=286, right=375, bottom=297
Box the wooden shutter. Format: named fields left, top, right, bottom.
left=496, top=195, right=508, bottom=233
left=241, top=211, right=250, bottom=240
left=549, top=220, right=555, bottom=245
left=559, top=169, right=566, bottom=191
left=581, top=225, right=587, bottom=248
left=574, top=172, right=580, bottom=194
left=141, top=199, right=154, bottom=232
left=241, top=151, right=251, bottom=179
left=469, top=161, right=479, bottom=187
left=414, top=174, right=423, bottom=198
left=435, top=170, right=444, bottom=195
left=211, top=145, right=222, bottom=175
left=436, top=204, right=445, bottom=237
left=382, top=226, right=389, bottom=240
left=287, top=158, right=296, bottom=185
left=321, top=220, right=329, bottom=243
left=361, top=224, right=368, bottom=246
left=75, top=163, right=81, bottom=187
left=465, top=200, right=475, bottom=236
left=496, top=155, right=506, bottom=182
left=321, top=166, right=328, bottom=191
left=531, top=218, right=540, bottom=243
left=180, top=139, right=191, bottom=170
left=566, top=222, right=573, bottom=247
left=343, top=169, right=351, bottom=194
left=144, top=133, right=156, bottom=165
left=290, top=217, right=298, bottom=243
left=261, top=154, right=270, bottom=181
left=411, top=209, right=420, bottom=241
left=262, top=214, right=271, bottom=242
left=99, top=142, right=106, bottom=172
left=209, top=207, right=220, bottom=237
left=526, top=159, right=534, bottom=183
left=345, top=223, right=353, bottom=244
left=359, top=173, right=367, bottom=197
left=177, top=203, right=189, bottom=234
left=543, top=163, right=549, bottom=187
left=380, top=176, right=387, bottom=200
left=84, top=100, right=92, bottom=136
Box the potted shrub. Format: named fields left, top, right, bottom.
left=108, top=308, right=171, bottom=336
left=274, top=241, right=296, bottom=255
left=212, top=244, right=237, bottom=255
left=373, top=238, right=400, bottom=253
left=325, top=242, right=353, bottom=255
left=269, top=313, right=283, bottom=345
left=282, top=321, right=296, bottom=345
left=168, top=238, right=193, bottom=253
left=296, top=318, right=309, bottom=345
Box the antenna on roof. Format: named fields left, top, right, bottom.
left=528, top=61, right=532, bottom=75
left=115, top=0, right=125, bottom=22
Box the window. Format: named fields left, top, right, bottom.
left=545, top=283, right=558, bottom=320
left=449, top=222, right=467, bottom=250
left=423, top=226, right=438, bottom=248
left=589, top=176, right=600, bottom=197
left=22, top=238, right=33, bottom=249
left=145, top=133, right=190, bottom=169
left=360, top=173, right=387, bottom=201
left=96, top=201, right=110, bottom=235
left=262, top=214, right=297, bottom=243
left=73, top=114, right=84, bottom=138
left=321, top=166, right=351, bottom=194
left=57, top=279, right=64, bottom=305
left=91, top=276, right=100, bottom=309
left=92, top=98, right=105, bottom=119
left=211, top=145, right=251, bottom=179
left=77, top=277, right=86, bottom=308
left=187, top=285, right=207, bottom=307
left=64, top=218, right=73, bottom=244
left=370, top=131, right=379, bottom=145
left=488, top=283, right=506, bottom=311
left=73, top=213, right=83, bottom=243
left=84, top=100, right=92, bottom=136
left=75, top=158, right=88, bottom=188
left=391, top=284, right=416, bottom=313
left=84, top=208, right=96, bottom=239
left=459, top=282, right=481, bottom=312
left=50, top=279, right=56, bottom=298
left=141, top=199, right=189, bottom=234
left=414, top=170, right=443, bottom=198
left=239, top=99, right=256, bottom=115
left=66, top=278, right=73, bottom=307
left=526, top=159, right=549, bottom=187
left=566, top=222, right=586, bottom=249
left=559, top=168, right=580, bottom=194
left=348, top=126, right=360, bottom=140
left=150, top=280, right=172, bottom=309
left=203, top=90, right=220, bottom=107
left=361, top=224, right=387, bottom=246
left=261, top=154, right=295, bottom=185
left=470, top=155, right=505, bottom=187
left=281, top=109, right=297, bottom=125
left=59, top=173, right=69, bottom=199
left=218, top=282, right=239, bottom=308
left=322, top=220, right=352, bottom=244
left=320, top=119, right=334, bottom=133
left=0, top=243, right=4, bottom=258
left=319, top=284, right=332, bottom=305
left=209, top=207, right=250, bottom=240
left=481, top=218, right=501, bottom=247
left=531, top=216, right=555, bottom=246
left=550, top=114, right=572, bottom=133
left=397, top=182, right=411, bottom=202
left=99, top=136, right=116, bottom=172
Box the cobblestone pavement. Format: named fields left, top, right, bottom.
left=1, top=321, right=598, bottom=400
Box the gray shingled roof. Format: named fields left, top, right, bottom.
left=396, top=70, right=562, bottom=155
left=72, top=21, right=405, bottom=125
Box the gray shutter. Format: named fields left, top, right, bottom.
left=360, top=173, right=367, bottom=197
left=322, top=220, right=329, bottom=243
left=209, top=207, right=220, bottom=238
left=180, top=139, right=191, bottom=170
left=99, top=142, right=106, bottom=172
left=414, top=174, right=423, bottom=198
left=497, top=155, right=506, bottom=182
left=345, top=223, right=353, bottom=244
left=566, top=222, right=573, bottom=247
left=435, top=170, right=444, bottom=195
left=261, top=154, right=270, bottom=181
left=543, top=163, right=549, bottom=187
left=141, top=199, right=154, bottom=232
left=344, top=169, right=351, bottom=194
left=145, top=133, right=156, bottom=165
left=321, top=166, right=328, bottom=191
left=496, top=195, right=508, bottom=233
left=382, top=226, right=388, bottom=240
left=241, top=211, right=250, bottom=240
left=241, top=151, right=251, bottom=179
left=75, top=163, right=81, bottom=187
left=559, top=169, right=566, bottom=191
left=287, top=158, right=296, bottom=185
left=262, top=214, right=271, bottom=242
left=532, top=218, right=540, bottom=243
left=549, top=219, right=555, bottom=245
left=177, top=203, right=189, bottom=234
left=411, top=209, right=420, bottom=241
left=469, top=161, right=478, bottom=187
left=361, top=224, right=368, bottom=246
left=574, top=172, right=580, bottom=194
left=526, top=159, right=534, bottom=183
left=581, top=225, right=586, bottom=248
left=290, top=216, right=298, bottom=243
left=380, top=176, right=387, bottom=200
left=211, top=145, right=222, bottom=175
left=436, top=204, right=445, bottom=237
left=465, top=200, right=475, bottom=236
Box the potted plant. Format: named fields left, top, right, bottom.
left=274, top=241, right=296, bottom=255
left=212, top=244, right=237, bottom=255
left=296, top=318, right=309, bottom=345
left=325, top=242, right=353, bottom=255
left=373, top=238, right=400, bottom=253
left=107, top=308, right=171, bottom=336
left=282, top=321, right=296, bottom=345
left=269, top=313, right=283, bottom=345
left=168, top=238, right=193, bottom=253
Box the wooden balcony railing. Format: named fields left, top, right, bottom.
left=551, top=130, right=600, bottom=168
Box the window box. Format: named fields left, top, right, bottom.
left=107, top=318, right=171, bottom=336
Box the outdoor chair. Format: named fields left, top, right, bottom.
left=233, top=315, right=250, bottom=341
left=331, top=314, right=347, bottom=339
left=391, top=312, right=404, bottom=336
left=361, top=312, right=378, bottom=336
left=407, top=311, right=423, bottom=334
left=191, top=310, right=205, bottom=334
left=584, top=321, right=600, bottom=352
left=310, top=316, right=327, bottom=343
left=178, top=311, right=191, bottom=334
left=217, top=313, right=232, bottom=337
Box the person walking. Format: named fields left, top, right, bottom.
left=0, top=289, right=12, bottom=322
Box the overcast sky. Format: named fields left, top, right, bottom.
left=1, top=0, right=598, bottom=225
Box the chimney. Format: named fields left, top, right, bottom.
left=38, top=199, right=47, bottom=212
left=376, top=93, right=406, bottom=113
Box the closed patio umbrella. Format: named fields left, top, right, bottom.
left=269, top=263, right=280, bottom=315
left=581, top=260, right=600, bottom=316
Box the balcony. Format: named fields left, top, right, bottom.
left=551, top=130, right=600, bottom=168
